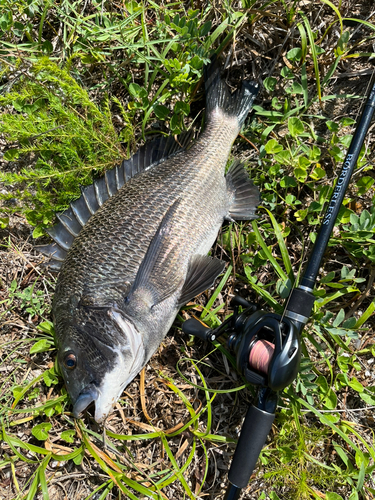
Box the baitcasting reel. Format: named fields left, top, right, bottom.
left=183, top=295, right=306, bottom=499
left=183, top=295, right=301, bottom=393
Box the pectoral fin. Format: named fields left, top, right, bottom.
left=178, top=255, right=226, bottom=306
left=226, top=160, right=260, bottom=220
left=126, top=200, right=182, bottom=308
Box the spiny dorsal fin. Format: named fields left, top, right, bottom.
left=36, top=132, right=194, bottom=270
left=226, top=160, right=260, bottom=220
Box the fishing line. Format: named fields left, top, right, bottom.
left=248, top=339, right=275, bottom=374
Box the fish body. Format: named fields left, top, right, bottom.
left=39, top=59, right=260, bottom=422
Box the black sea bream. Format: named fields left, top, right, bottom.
left=38, top=58, right=260, bottom=422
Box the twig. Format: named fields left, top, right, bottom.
left=140, top=367, right=153, bottom=422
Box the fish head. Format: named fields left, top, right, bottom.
left=56, top=307, right=145, bottom=423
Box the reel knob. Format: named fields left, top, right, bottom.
left=182, top=318, right=216, bottom=342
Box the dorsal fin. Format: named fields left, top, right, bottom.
left=36, top=132, right=194, bottom=270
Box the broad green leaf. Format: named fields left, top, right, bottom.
left=174, top=101, right=190, bottom=115
left=322, top=413, right=340, bottom=424
left=153, top=104, right=169, bottom=120
left=332, top=309, right=345, bottom=327
left=43, top=369, right=59, bottom=387
left=32, top=422, right=52, bottom=441
left=288, top=117, right=304, bottom=137
left=30, top=339, right=53, bottom=354
left=348, top=377, right=364, bottom=393
left=128, top=82, right=147, bottom=99
left=265, top=139, right=283, bottom=154
left=287, top=47, right=302, bottom=62
left=12, top=385, right=23, bottom=399
left=61, top=430, right=76, bottom=443
left=360, top=392, right=375, bottom=405
left=323, top=388, right=337, bottom=410
left=280, top=175, right=297, bottom=188
left=309, top=166, right=326, bottom=180
left=326, top=493, right=343, bottom=500
left=32, top=225, right=45, bottom=239
left=73, top=448, right=85, bottom=465
left=38, top=321, right=54, bottom=335
left=264, top=77, right=277, bottom=92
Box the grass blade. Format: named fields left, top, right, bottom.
left=355, top=299, right=375, bottom=328
left=204, top=18, right=229, bottom=51
left=25, top=472, right=40, bottom=500
left=264, top=208, right=294, bottom=285
left=38, top=457, right=51, bottom=500
left=322, top=55, right=342, bottom=87
left=200, top=265, right=232, bottom=319
left=321, top=0, right=343, bottom=35
left=301, top=13, right=322, bottom=102
left=159, top=434, right=195, bottom=500
left=251, top=220, right=288, bottom=282
left=297, top=397, right=365, bottom=457
left=248, top=280, right=283, bottom=313
left=297, top=22, right=308, bottom=63
left=342, top=18, right=375, bottom=30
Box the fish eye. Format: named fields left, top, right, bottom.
left=64, top=352, right=77, bottom=370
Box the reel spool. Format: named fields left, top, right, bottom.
left=248, top=339, right=275, bottom=375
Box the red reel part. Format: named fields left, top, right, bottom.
left=248, top=340, right=275, bottom=375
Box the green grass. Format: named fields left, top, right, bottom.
left=1, top=1, right=375, bottom=499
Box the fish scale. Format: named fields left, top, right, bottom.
left=37, top=58, right=261, bottom=422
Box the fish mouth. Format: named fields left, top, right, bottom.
left=73, top=382, right=100, bottom=418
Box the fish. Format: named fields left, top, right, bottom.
left=37, top=57, right=260, bottom=423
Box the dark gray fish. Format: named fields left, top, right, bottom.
left=38, top=59, right=260, bottom=422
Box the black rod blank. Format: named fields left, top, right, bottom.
left=301, top=81, right=375, bottom=290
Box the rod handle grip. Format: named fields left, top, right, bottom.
left=228, top=405, right=275, bottom=488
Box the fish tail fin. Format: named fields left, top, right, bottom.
left=204, top=55, right=259, bottom=128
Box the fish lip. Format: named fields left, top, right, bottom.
left=73, top=382, right=100, bottom=418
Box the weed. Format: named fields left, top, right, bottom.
left=0, top=58, right=129, bottom=235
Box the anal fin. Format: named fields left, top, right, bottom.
left=178, top=255, right=226, bottom=307
left=226, top=160, right=260, bottom=220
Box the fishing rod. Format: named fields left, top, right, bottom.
left=183, top=78, right=375, bottom=499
